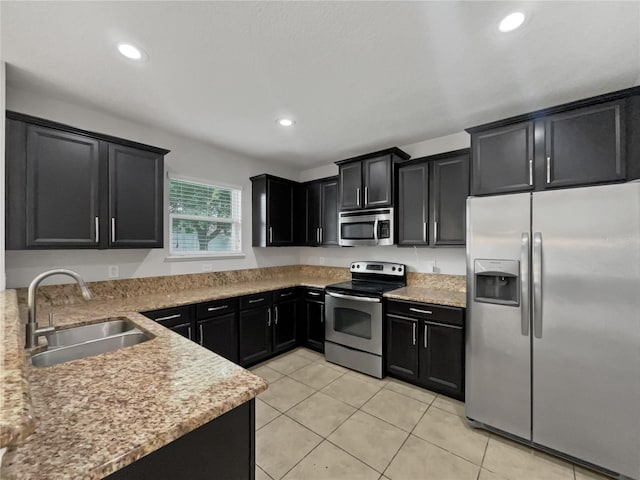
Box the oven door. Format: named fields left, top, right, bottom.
left=325, top=291, right=383, bottom=355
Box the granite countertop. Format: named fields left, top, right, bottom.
left=0, top=270, right=465, bottom=479
left=385, top=286, right=467, bottom=308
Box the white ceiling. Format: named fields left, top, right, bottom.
left=2, top=1, right=639, bottom=167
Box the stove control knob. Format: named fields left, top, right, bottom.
left=391, top=266, right=396, bottom=272
left=398, top=266, right=403, bottom=272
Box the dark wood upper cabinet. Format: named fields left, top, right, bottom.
left=467, top=87, right=640, bottom=195
left=363, top=155, right=392, bottom=208
left=542, top=101, right=625, bottom=189
left=305, top=176, right=339, bottom=246
left=109, top=144, right=164, bottom=248
left=251, top=174, right=304, bottom=247
left=338, top=161, right=362, bottom=210
left=5, top=112, right=168, bottom=250
left=320, top=179, right=339, bottom=245
left=432, top=153, right=469, bottom=246
left=24, top=124, right=101, bottom=248
left=337, top=148, right=410, bottom=211
left=397, top=162, right=429, bottom=246
left=470, top=121, right=534, bottom=196
left=396, top=149, right=469, bottom=247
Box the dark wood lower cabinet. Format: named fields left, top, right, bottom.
left=105, top=400, right=255, bottom=480
left=239, top=306, right=272, bottom=366
left=197, top=313, right=238, bottom=363
left=385, top=300, right=465, bottom=400
left=273, top=300, right=297, bottom=353
left=304, top=301, right=325, bottom=352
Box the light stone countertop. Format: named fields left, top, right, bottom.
left=0, top=268, right=465, bottom=479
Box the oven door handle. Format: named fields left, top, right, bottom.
left=327, top=291, right=381, bottom=303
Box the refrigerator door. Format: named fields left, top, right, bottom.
left=466, top=193, right=532, bottom=440
left=532, top=182, right=640, bottom=479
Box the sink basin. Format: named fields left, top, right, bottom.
left=43, top=319, right=138, bottom=347
left=32, top=331, right=150, bottom=367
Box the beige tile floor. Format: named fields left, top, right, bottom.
left=252, top=348, right=610, bottom=480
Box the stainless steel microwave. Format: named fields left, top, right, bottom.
left=338, top=208, right=394, bottom=246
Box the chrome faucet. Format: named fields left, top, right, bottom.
left=26, top=269, right=93, bottom=349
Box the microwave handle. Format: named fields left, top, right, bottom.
left=374, top=219, right=379, bottom=245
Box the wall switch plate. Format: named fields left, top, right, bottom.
left=202, top=263, right=213, bottom=272
left=108, top=265, right=120, bottom=278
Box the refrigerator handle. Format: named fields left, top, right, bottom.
left=520, top=233, right=530, bottom=336
left=533, top=232, right=543, bottom=338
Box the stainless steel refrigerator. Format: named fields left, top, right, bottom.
left=466, top=181, right=640, bottom=479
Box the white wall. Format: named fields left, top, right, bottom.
left=0, top=62, right=6, bottom=290
left=298, top=132, right=470, bottom=275
left=5, top=87, right=301, bottom=288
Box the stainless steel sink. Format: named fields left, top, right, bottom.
left=32, top=330, right=150, bottom=367
left=43, top=319, right=138, bottom=347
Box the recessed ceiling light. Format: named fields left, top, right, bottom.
left=277, top=118, right=295, bottom=127
left=499, top=12, right=525, bottom=33
left=117, top=42, right=147, bottom=61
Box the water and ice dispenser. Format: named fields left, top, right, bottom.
left=474, top=259, right=520, bottom=306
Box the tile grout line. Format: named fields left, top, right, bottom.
left=477, top=433, right=491, bottom=480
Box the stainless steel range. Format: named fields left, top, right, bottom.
left=325, top=261, right=406, bottom=378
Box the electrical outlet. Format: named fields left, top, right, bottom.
left=108, top=265, right=119, bottom=278
left=202, top=263, right=213, bottom=272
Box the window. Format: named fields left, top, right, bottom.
left=169, top=178, right=242, bottom=256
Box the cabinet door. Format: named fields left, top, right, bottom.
left=267, top=178, right=294, bottom=245
left=543, top=101, right=625, bottom=189
left=398, top=163, right=428, bottom=245
left=471, top=121, right=534, bottom=196
left=432, top=154, right=469, bottom=246
left=170, top=322, right=195, bottom=341
left=198, top=313, right=238, bottom=363
left=320, top=179, right=339, bottom=245
left=420, top=322, right=464, bottom=398
left=363, top=155, right=392, bottom=207
left=24, top=125, right=101, bottom=248
left=305, top=301, right=325, bottom=352
left=109, top=144, right=163, bottom=248
left=306, top=182, right=321, bottom=245
left=339, top=162, right=363, bottom=210
left=239, top=307, right=272, bottom=366
left=273, top=301, right=297, bottom=353
left=385, top=314, right=419, bottom=380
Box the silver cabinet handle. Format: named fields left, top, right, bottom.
left=187, top=326, right=192, bottom=341
left=356, top=187, right=360, bottom=206
left=155, top=314, right=181, bottom=321
left=269, top=227, right=273, bottom=244
left=267, top=307, right=271, bottom=327
left=424, top=324, right=428, bottom=348
left=533, top=232, right=543, bottom=338
left=198, top=324, right=204, bottom=346
left=316, top=227, right=320, bottom=244
left=434, top=221, right=438, bottom=243
left=249, top=298, right=265, bottom=304
left=365, top=186, right=369, bottom=206
left=412, top=321, right=416, bottom=346
left=95, top=217, right=99, bottom=243
left=274, top=305, right=278, bottom=325
left=207, top=305, right=228, bottom=312
left=520, top=232, right=530, bottom=336
left=327, top=291, right=381, bottom=303
left=111, top=217, right=116, bottom=243
left=280, top=292, right=293, bottom=298
left=423, top=221, right=427, bottom=243
left=529, top=159, right=533, bottom=186
left=320, top=304, right=324, bottom=323
left=320, top=227, right=323, bottom=243
left=308, top=291, right=320, bottom=296
left=546, top=157, right=551, bottom=184
left=409, top=307, right=432, bottom=315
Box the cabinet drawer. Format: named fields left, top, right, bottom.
left=240, top=292, right=272, bottom=310
left=273, top=288, right=300, bottom=303
left=196, top=298, right=238, bottom=319
left=386, top=300, right=464, bottom=327
left=305, top=288, right=325, bottom=302
left=143, top=305, right=193, bottom=327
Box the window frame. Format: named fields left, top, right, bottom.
left=166, top=175, right=245, bottom=260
